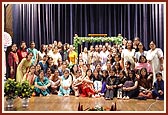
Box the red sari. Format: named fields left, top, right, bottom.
left=80, top=76, right=95, bottom=97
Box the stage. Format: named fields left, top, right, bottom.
left=3, top=95, right=164, bottom=112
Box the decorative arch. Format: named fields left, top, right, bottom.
left=73, top=34, right=123, bottom=53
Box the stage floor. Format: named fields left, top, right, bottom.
left=3, top=95, right=165, bottom=112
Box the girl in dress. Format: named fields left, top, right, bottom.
left=58, top=69, right=72, bottom=97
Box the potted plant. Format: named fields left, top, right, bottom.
left=18, top=80, right=34, bottom=107
left=4, top=78, right=21, bottom=107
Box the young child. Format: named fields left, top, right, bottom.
left=152, top=72, right=164, bottom=100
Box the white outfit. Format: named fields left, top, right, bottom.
left=121, top=49, right=135, bottom=69
left=81, top=52, right=89, bottom=64
left=38, top=51, right=46, bottom=60
left=146, top=48, right=164, bottom=82
left=100, top=51, right=108, bottom=65
left=50, top=52, right=62, bottom=66
left=134, top=51, right=148, bottom=62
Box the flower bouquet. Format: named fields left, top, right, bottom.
left=4, top=78, right=21, bottom=107
left=18, top=80, right=34, bottom=107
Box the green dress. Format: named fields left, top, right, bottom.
left=16, top=58, right=32, bottom=82
left=34, top=76, right=50, bottom=96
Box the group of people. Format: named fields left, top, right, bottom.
left=6, top=36, right=164, bottom=100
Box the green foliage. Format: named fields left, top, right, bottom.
left=18, top=80, right=34, bottom=99
left=4, top=79, right=35, bottom=99
left=73, top=35, right=123, bottom=53
left=4, top=78, right=21, bottom=100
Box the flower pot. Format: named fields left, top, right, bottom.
left=22, top=98, right=29, bottom=107
left=6, top=99, right=13, bottom=108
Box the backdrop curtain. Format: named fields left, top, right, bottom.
left=12, top=4, right=164, bottom=51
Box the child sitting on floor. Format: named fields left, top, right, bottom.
left=152, top=72, right=164, bottom=100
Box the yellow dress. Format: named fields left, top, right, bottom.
left=69, top=51, right=77, bottom=64
left=16, top=58, right=32, bottom=82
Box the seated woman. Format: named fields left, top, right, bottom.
left=123, top=70, right=139, bottom=99
left=152, top=72, right=164, bottom=100
left=115, top=70, right=127, bottom=99
left=22, top=65, right=36, bottom=85
left=138, top=68, right=153, bottom=99
left=34, top=70, right=51, bottom=96
left=49, top=69, right=61, bottom=94
left=105, top=69, right=116, bottom=100
left=80, top=69, right=95, bottom=97
left=72, top=69, right=83, bottom=97
left=58, top=69, right=72, bottom=97
left=100, top=70, right=109, bottom=96
left=92, top=69, right=103, bottom=97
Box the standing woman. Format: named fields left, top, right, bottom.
left=7, top=43, right=19, bottom=79
left=68, top=45, right=77, bottom=65
left=16, top=52, right=33, bottom=82
left=146, top=41, right=164, bottom=83
left=17, top=41, right=28, bottom=63
left=27, top=41, right=39, bottom=66
left=134, top=42, right=147, bottom=63
left=121, top=40, right=135, bottom=70
left=38, top=44, right=47, bottom=61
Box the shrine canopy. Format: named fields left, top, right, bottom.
left=73, top=34, right=123, bottom=52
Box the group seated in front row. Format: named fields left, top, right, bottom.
left=22, top=66, right=164, bottom=100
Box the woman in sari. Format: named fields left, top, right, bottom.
left=80, top=69, right=95, bottom=97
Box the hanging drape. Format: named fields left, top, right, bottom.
left=12, top=4, right=164, bottom=51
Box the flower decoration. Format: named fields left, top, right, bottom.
left=73, top=35, right=123, bottom=53
left=18, top=80, right=34, bottom=99
left=3, top=32, right=12, bottom=51
left=4, top=78, right=21, bottom=100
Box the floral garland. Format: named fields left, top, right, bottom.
left=73, top=35, right=123, bottom=53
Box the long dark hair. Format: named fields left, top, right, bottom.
left=127, top=70, right=136, bottom=82
left=86, top=69, right=93, bottom=80
left=70, top=64, right=78, bottom=75
left=139, top=68, right=148, bottom=79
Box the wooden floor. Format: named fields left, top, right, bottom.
left=3, top=95, right=165, bottom=112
